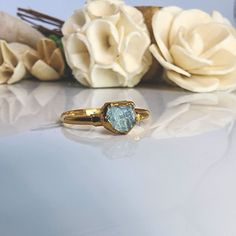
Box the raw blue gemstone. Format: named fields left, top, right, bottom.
left=106, top=105, right=136, bottom=133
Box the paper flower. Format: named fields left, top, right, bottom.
left=23, top=38, right=65, bottom=81
left=0, top=11, right=65, bottom=84
left=0, top=40, right=31, bottom=84
left=62, top=0, right=152, bottom=87
left=0, top=38, right=65, bottom=84
left=150, top=7, right=236, bottom=92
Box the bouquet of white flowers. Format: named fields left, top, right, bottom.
left=0, top=0, right=236, bottom=93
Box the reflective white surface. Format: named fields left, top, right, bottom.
left=0, top=80, right=236, bottom=236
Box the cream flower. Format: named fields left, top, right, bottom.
left=150, top=7, right=236, bottom=92
left=62, top=0, right=152, bottom=87
left=0, top=40, right=31, bottom=84
left=23, top=38, right=65, bottom=81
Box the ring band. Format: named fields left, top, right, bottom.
left=60, top=101, right=150, bottom=134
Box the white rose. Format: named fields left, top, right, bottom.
left=150, top=7, right=236, bottom=92
left=62, top=0, right=152, bottom=88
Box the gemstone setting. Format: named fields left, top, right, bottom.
left=106, top=104, right=136, bottom=133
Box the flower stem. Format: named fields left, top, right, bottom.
left=17, top=8, right=65, bottom=37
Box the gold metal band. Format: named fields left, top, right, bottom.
left=135, top=108, right=150, bottom=122
left=60, top=108, right=103, bottom=126
left=60, top=108, right=149, bottom=126
left=60, top=101, right=150, bottom=134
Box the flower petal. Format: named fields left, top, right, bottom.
left=210, top=49, right=236, bottom=68
left=150, top=44, right=190, bottom=77
left=0, top=66, right=12, bottom=84
left=87, top=0, right=119, bottom=18
left=170, top=45, right=212, bottom=71
left=90, top=63, right=126, bottom=87
left=192, top=23, right=236, bottom=57
left=121, top=5, right=145, bottom=28
left=217, top=69, right=236, bottom=91
left=30, top=60, right=60, bottom=81
left=117, top=5, right=147, bottom=36
left=166, top=70, right=220, bottom=92
left=212, top=11, right=232, bottom=26
left=50, top=48, right=65, bottom=76
left=37, top=38, right=56, bottom=64
left=169, top=9, right=212, bottom=46
left=87, top=0, right=120, bottom=24
left=190, top=50, right=236, bottom=76
left=219, top=75, right=236, bottom=91
left=219, top=78, right=236, bottom=91
left=63, top=33, right=91, bottom=73
left=62, top=10, right=90, bottom=36
left=152, top=7, right=182, bottom=62
left=173, top=28, right=193, bottom=53
left=126, top=50, right=152, bottom=87
left=1, top=40, right=18, bottom=67
left=7, top=61, right=26, bottom=84
left=23, top=39, right=65, bottom=81
left=86, top=19, right=119, bottom=65
left=73, top=70, right=91, bottom=87
left=0, top=41, right=27, bottom=84
left=186, top=30, right=204, bottom=55
left=175, top=27, right=205, bottom=55
left=120, top=31, right=150, bottom=73
left=23, top=50, right=38, bottom=71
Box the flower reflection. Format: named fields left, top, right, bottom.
left=61, top=88, right=236, bottom=158
left=0, top=81, right=66, bottom=136
left=65, top=89, right=236, bottom=141
left=1, top=83, right=236, bottom=235
left=150, top=92, right=236, bottom=139
left=1, top=80, right=236, bottom=159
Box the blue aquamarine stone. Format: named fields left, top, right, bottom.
left=106, top=105, right=136, bottom=133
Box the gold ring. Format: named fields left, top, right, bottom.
left=60, top=101, right=150, bottom=135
